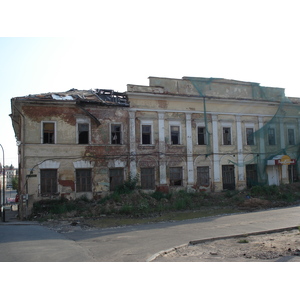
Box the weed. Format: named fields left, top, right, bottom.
left=238, top=239, right=249, bottom=243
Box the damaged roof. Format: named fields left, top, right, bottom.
left=12, top=88, right=129, bottom=106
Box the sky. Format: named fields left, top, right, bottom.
left=1, top=0, right=300, bottom=169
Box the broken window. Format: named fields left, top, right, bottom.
left=109, top=168, right=124, bottom=191
left=197, top=166, right=209, bottom=186
left=142, top=125, right=152, bottom=144
left=197, top=127, right=206, bottom=145
left=43, top=122, right=55, bottom=144
left=141, top=168, right=155, bottom=189
left=169, top=167, right=182, bottom=186
left=171, top=126, right=180, bottom=145
left=40, top=169, right=57, bottom=195
left=223, top=127, right=231, bottom=145
left=246, top=128, right=254, bottom=145
left=268, top=128, right=276, bottom=145
left=111, top=124, right=121, bottom=144
left=76, top=169, right=92, bottom=192
left=288, top=128, right=295, bottom=145
left=78, top=123, right=89, bottom=144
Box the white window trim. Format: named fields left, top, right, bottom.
left=110, top=122, right=123, bottom=145
left=41, top=121, right=56, bottom=144
left=169, top=121, right=181, bottom=145
left=76, top=117, right=91, bottom=144
left=140, top=120, right=154, bottom=145
left=196, top=122, right=206, bottom=145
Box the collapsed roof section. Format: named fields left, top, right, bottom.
left=12, top=89, right=129, bottom=106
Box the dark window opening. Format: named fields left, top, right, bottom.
left=197, top=166, right=209, bottom=186
left=76, top=169, right=92, bottom=192
left=41, top=169, right=57, bottom=195
left=223, top=127, right=231, bottom=145
left=142, top=125, right=151, bottom=144
left=111, top=124, right=121, bottom=144
left=78, top=123, right=89, bottom=144
left=171, top=126, right=180, bottom=145
left=109, top=168, right=124, bottom=191
left=43, top=122, right=55, bottom=144
left=170, top=167, right=182, bottom=186
left=288, top=128, right=295, bottom=145
left=198, top=127, right=206, bottom=145
left=141, top=168, right=155, bottom=189
left=246, top=164, right=258, bottom=188
left=246, top=128, right=254, bottom=145
left=268, top=128, right=276, bottom=145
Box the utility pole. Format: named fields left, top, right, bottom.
left=0, top=144, right=5, bottom=222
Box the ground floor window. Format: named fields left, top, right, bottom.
left=141, top=168, right=155, bottom=189
left=109, top=168, right=124, bottom=191
left=169, top=167, right=183, bottom=186
left=222, top=165, right=235, bottom=190
left=76, top=169, right=92, bottom=192
left=288, top=165, right=298, bottom=183
left=197, top=166, right=209, bottom=186
left=40, top=169, right=57, bottom=195
left=246, top=164, right=258, bottom=188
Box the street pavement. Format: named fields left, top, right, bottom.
left=1, top=205, right=300, bottom=262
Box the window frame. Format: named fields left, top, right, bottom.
left=197, top=126, right=207, bottom=145
left=169, top=167, right=183, bottom=186
left=76, top=168, right=92, bottom=192
left=287, top=128, right=295, bottom=145
left=40, top=169, right=58, bottom=195
left=197, top=166, right=210, bottom=186
left=246, top=127, right=255, bottom=145
left=223, top=127, right=232, bottom=145
left=141, top=167, right=155, bottom=189
left=76, top=118, right=91, bottom=145
left=111, top=123, right=122, bottom=145
left=41, top=121, right=56, bottom=144
left=169, top=121, right=181, bottom=145
left=140, top=121, right=153, bottom=145
left=268, top=127, right=276, bottom=145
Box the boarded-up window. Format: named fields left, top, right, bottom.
left=111, top=124, right=121, bottom=144
left=170, top=167, right=182, bottom=186
left=76, top=169, right=92, bottom=192
left=246, top=128, right=254, bottom=145
left=223, top=127, right=231, bottom=145
left=142, top=125, right=151, bottom=144
left=40, top=169, right=57, bottom=195
left=197, top=167, right=209, bottom=186
left=43, top=122, right=55, bottom=144
left=171, top=126, right=180, bottom=145
left=141, top=168, right=155, bottom=189
left=78, top=123, right=89, bottom=144
left=197, top=127, right=206, bottom=145
left=109, top=168, right=124, bottom=191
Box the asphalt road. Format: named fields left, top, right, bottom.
left=1, top=205, right=300, bottom=262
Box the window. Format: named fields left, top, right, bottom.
left=141, top=168, right=155, bottom=189
left=42, top=122, right=55, bottom=144
left=40, top=169, right=57, bottom=195
left=197, top=127, right=206, bottom=145
left=288, top=128, right=295, bottom=145
left=109, top=168, right=124, bottom=191
left=76, top=169, right=92, bottom=192
left=169, top=167, right=182, bottom=186
left=197, top=167, right=209, bottom=186
left=171, top=126, right=180, bottom=145
left=223, top=127, right=231, bottom=145
left=246, top=128, right=254, bottom=145
left=111, top=124, right=122, bottom=144
left=78, top=123, right=89, bottom=144
left=268, top=128, right=276, bottom=145
left=142, top=125, right=152, bottom=144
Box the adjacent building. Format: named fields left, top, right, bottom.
left=10, top=76, right=300, bottom=217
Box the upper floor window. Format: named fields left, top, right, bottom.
left=246, top=128, right=255, bottom=145
left=111, top=124, right=122, bottom=144
left=42, top=122, right=55, bottom=144
left=78, top=123, right=89, bottom=144
left=288, top=128, right=295, bottom=145
left=142, top=125, right=152, bottom=144
left=197, top=127, right=206, bottom=145
left=171, top=125, right=180, bottom=145
left=268, top=127, right=276, bottom=145
left=223, top=127, right=231, bottom=145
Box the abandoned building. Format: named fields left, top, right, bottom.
left=10, top=76, right=300, bottom=216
